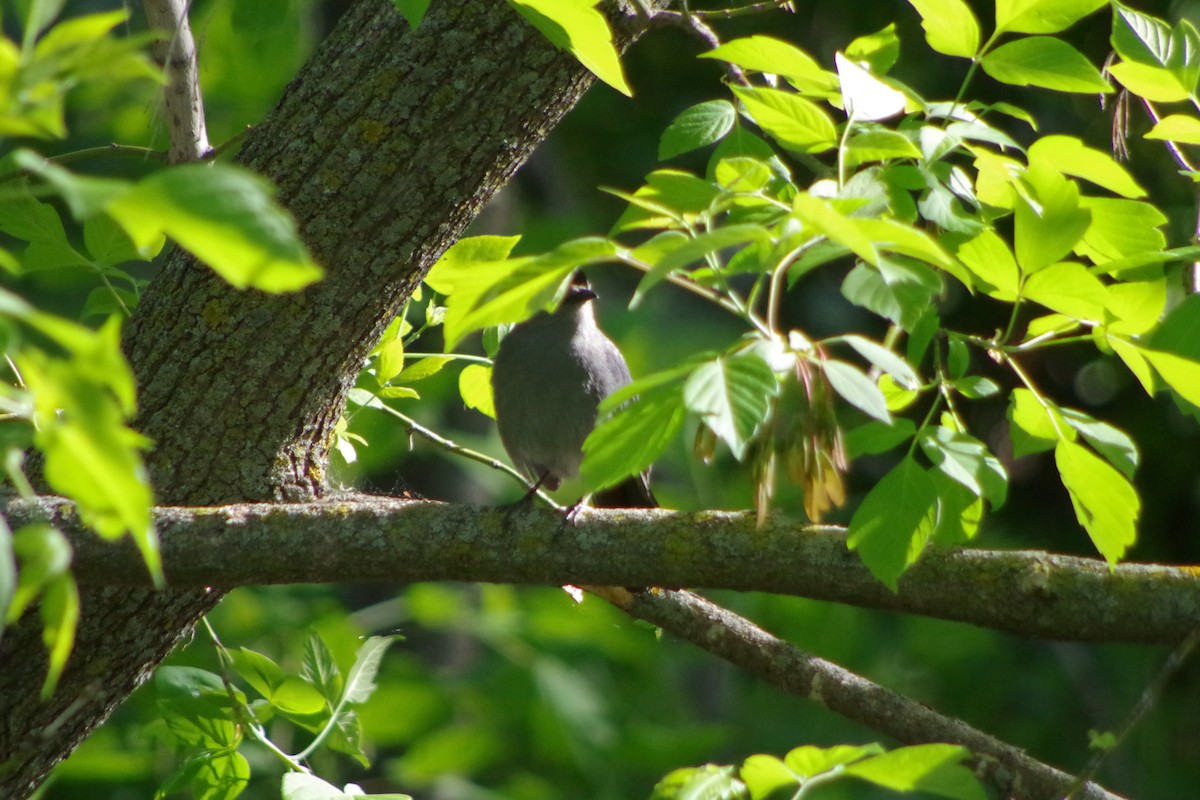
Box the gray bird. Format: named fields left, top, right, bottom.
left=491, top=272, right=656, bottom=507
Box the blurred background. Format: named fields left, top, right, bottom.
left=10, top=0, right=1199, bottom=798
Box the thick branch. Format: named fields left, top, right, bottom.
left=12, top=496, right=1198, bottom=646
left=142, top=0, right=209, bottom=162
left=595, top=587, right=1124, bottom=800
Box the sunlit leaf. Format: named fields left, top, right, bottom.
left=582, top=383, right=686, bottom=493
left=1056, top=439, right=1139, bottom=564
left=995, top=0, right=1108, bottom=35
left=844, top=743, right=986, bottom=799
left=508, top=0, right=631, bottom=96
left=107, top=163, right=323, bottom=292
left=700, top=36, right=838, bottom=95
left=683, top=353, right=778, bottom=460
left=731, top=86, right=837, bottom=154
left=847, top=456, right=937, bottom=589
left=981, top=37, right=1113, bottom=93
left=906, top=0, right=981, bottom=57
left=1028, top=135, right=1146, bottom=198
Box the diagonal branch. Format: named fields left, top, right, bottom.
left=591, top=586, right=1125, bottom=800
left=10, top=496, right=1199, bottom=646
left=142, top=0, right=209, bottom=163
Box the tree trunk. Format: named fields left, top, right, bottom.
left=0, top=1, right=642, bottom=794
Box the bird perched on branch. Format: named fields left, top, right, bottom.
left=491, top=271, right=656, bottom=508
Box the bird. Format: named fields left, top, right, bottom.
left=490, top=271, right=656, bottom=508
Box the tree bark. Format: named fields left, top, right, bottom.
left=7, top=496, right=1198, bottom=646
left=0, top=1, right=642, bottom=794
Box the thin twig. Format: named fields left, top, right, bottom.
left=378, top=405, right=560, bottom=508
left=1063, top=628, right=1200, bottom=799
left=142, top=0, right=210, bottom=163
left=593, top=587, right=1125, bottom=800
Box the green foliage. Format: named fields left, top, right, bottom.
left=507, top=0, right=631, bottom=97
left=154, top=632, right=400, bottom=800
left=653, top=742, right=986, bottom=799
left=409, top=0, right=1200, bottom=593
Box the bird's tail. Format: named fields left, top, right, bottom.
left=593, top=473, right=657, bottom=508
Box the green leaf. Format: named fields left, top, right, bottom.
left=845, top=418, right=916, bottom=457
left=906, top=0, right=981, bottom=57
left=1077, top=198, right=1167, bottom=263
left=190, top=751, right=249, bottom=800
left=844, top=744, right=986, bottom=799
left=1055, top=438, right=1139, bottom=564
left=609, top=169, right=720, bottom=234
left=394, top=355, right=453, bottom=385
left=918, top=426, right=1008, bottom=506
left=1145, top=113, right=1200, bottom=144
left=739, top=755, right=797, bottom=798
left=440, top=239, right=615, bottom=349
left=1142, top=349, right=1200, bottom=406
left=845, top=23, right=901, bottom=74
left=683, top=353, right=778, bottom=461
left=836, top=52, right=906, bottom=121
left=459, top=363, right=495, bottom=418
left=1105, top=279, right=1166, bottom=335
left=699, top=36, right=838, bottom=95
left=840, top=260, right=939, bottom=331
left=660, top=100, right=737, bottom=159
left=857, top=218, right=964, bottom=277
left=634, top=224, right=771, bottom=305
left=650, top=764, right=746, bottom=800
left=229, top=647, right=285, bottom=700
left=582, top=383, right=685, bottom=493
left=391, top=0, right=431, bottom=28
left=342, top=635, right=396, bottom=705
left=1028, top=135, right=1146, bottom=198
left=12, top=150, right=129, bottom=219
left=792, top=193, right=877, bottom=264
left=847, top=456, right=937, bottom=589
left=1112, top=2, right=1172, bottom=66
left=1148, top=291, right=1200, bottom=360
left=713, top=157, right=772, bottom=192
left=1023, top=261, right=1108, bottom=321
left=1061, top=408, right=1139, bottom=478
left=106, top=164, right=323, bottom=292
left=839, top=334, right=920, bottom=388
left=508, top=0, right=630, bottom=96
left=16, top=329, right=160, bottom=583
left=823, top=359, right=891, bottom=422
left=731, top=86, right=837, bottom=154
left=784, top=743, right=884, bottom=777
left=84, top=211, right=162, bottom=264
left=1106, top=61, right=1190, bottom=101
left=272, top=675, right=328, bottom=715
left=302, top=632, right=343, bottom=702
left=995, top=0, right=1108, bottom=35
left=155, top=666, right=242, bottom=749
left=843, top=130, right=922, bottom=167
left=931, top=471, right=985, bottom=545
left=424, top=235, right=520, bottom=295
left=955, top=228, right=1019, bottom=299
left=36, top=572, right=77, bottom=697
left=1008, top=388, right=1070, bottom=456
left=0, top=180, right=68, bottom=242
left=1014, top=169, right=1091, bottom=272
left=981, top=37, right=1113, bottom=93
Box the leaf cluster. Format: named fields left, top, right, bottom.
left=395, top=0, right=1200, bottom=593
left=153, top=632, right=403, bottom=800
